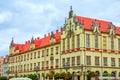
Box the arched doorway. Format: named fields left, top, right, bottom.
left=111, top=71, right=116, bottom=77
left=77, top=71, right=81, bottom=80
left=95, top=71, right=100, bottom=80
left=87, top=70, right=91, bottom=80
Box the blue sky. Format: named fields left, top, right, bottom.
left=0, top=0, right=120, bottom=56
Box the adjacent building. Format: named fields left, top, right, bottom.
left=3, top=55, right=9, bottom=77
left=8, top=7, right=120, bottom=79
left=0, top=56, right=5, bottom=76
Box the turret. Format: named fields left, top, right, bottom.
left=69, top=6, right=74, bottom=18
left=9, top=38, right=14, bottom=54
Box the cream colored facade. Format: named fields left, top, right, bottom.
left=8, top=8, right=120, bottom=80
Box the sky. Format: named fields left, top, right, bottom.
left=0, top=0, right=120, bottom=56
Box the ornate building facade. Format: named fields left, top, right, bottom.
left=0, top=56, right=5, bottom=76
left=8, top=7, right=120, bottom=79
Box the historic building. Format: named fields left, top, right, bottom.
left=8, top=7, right=120, bottom=79
left=3, top=55, right=9, bottom=77
left=0, top=56, right=5, bottom=76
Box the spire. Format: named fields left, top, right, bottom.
left=10, top=37, right=14, bottom=48
left=69, top=6, right=74, bottom=18
left=65, top=17, right=67, bottom=24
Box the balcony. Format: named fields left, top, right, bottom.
left=56, top=65, right=58, bottom=68
left=55, top=52, right=58, bottom=55
left=50, top=66, right=53, bottom=69
left=46, top=66, right=49, bottom=69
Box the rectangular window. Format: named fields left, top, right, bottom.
left=30, top=63, right=32, bottom=70
left=103, top=57, right=107, bottom=66
left=103, top=36, right=107, bottom=49
left=16, top=57, right=17, bottom=62
left=86, top=34, right=90, bottom=48
left=118, top=39, right=120, bottom=50
left=111, top=58, right=115, bottom=66
left=67, top=57, right=70, bottom=63
left=56, top=46, right=59, bottom=53
left=67, top=38, right=70, bottom=50
left=95, top=35, right=98, bottom=48
left=119, top=58, right=120, bottom=67
left=62, top=58, right=65, bottom=67
left=38, top=62, right=40, bottom=67
left=24, top=55, right=26, bottom=61
left=111, top=38, right=114, bottom=50
left=95, top=57, right=99, bottom=65
left=77, top=56, right=80, bottom=65
left=63, top=39, right=65, bottom=51
left=72, top=36, right=75, bottom=49
left=86, top=56, right=91, bottom=65
left=27, top=54, right=29, bottom=60
left=56, top=59, right=59, bottom=66
left=51, top=60, right=53, bottom=66
left=46, top=61, right=49, bottom=67
left=27, top=64, right=29, bottom=70
left=30, top=53, right=32, bottom=59
left=34, top=52, right=36, bottom=59
left=46, top=49, right=49, bottom=56
left=72, top=57, right=75, bottom=66
left=51, top=48, right=54, bottom=55
left=38, top=51, right=40, bottom=58
left=42, top=50, right=44, bottom=57
left=34, top=63, right=36, bottom=68
left=42, top=61, right=44, bottom=67
left=77, top=34, right=80, bottom=48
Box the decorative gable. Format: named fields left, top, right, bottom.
left=61, top=7, right=84, bottom=38
left=92, top=19, right=100, bottom=34
left=30, top=37, right=35, bottom=49
left=108, top=22, right=116, bottom=36
left=50, top=32, right=55, bottom=44
left=16, top=46, right=19, bottom=53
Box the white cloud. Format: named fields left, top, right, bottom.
left=0, top=11, right=12, bottom=24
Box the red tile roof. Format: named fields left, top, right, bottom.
left=13, top=30, right=61, bottom=54
left=11, top=15, right=120, bottom=54
left=76, top=16, right=120, bottom=34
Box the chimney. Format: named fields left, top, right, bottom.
left=44, top=34, right=46, bottom=37
left=56, top=30, right=59, bottom=33
left=48, top=33, right=50, bottom=36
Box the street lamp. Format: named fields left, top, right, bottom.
left=63, top=62, right=70, bottom=80
left=34, top=66, right=40, bottom=80
left=80, top=64, right=85, bottom=80
left=6, top=70, right=10, bottom=79
left=63, top=62, right=70, bottom=73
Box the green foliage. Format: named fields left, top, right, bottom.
left=0, top=76, right=7, bottom=80
left=67, top=72, right=72, bottom=79
left=46, top=73, right=50, bottom=79
left=86, top=71, right=91, bottom=77
left=54, top=73, right=60, bottom=80
left=59, top=72, right=66, bottom=79
left=9, top=76, right=14, bottom=79
left=102, top=73, right=111, bottom=77
left=28, top=74, right=37, bottom=80
left=20, top=75, right=23, bottom=77
left=91, top=71, right=95, bottom=77
left=23, top=74, right=27, bottom=77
